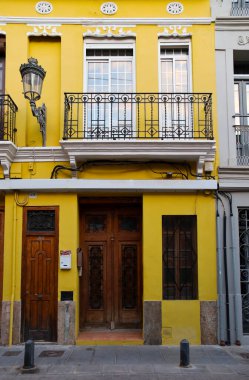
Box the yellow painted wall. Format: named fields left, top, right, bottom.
left=0, top=0, right=210, bottom=18
left=28, top=38, right=61, bottom=146
left=9, top=162, right=200, bottom=180
left=2, top=193, right=80, bottom=336
left=143, top=193, right=217, bottom=344
left=162, top=301, right=201, bottom=344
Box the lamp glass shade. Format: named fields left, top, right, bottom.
left=22, top=72, right=44, bottom=101
left=20, top=58, right=46, bottom=102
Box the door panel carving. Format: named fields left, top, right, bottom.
left=121, top=244, right=138, bottom=310
left=88, top=245, right=104, bottom=310
left=22, top=208, right=58, bottom=342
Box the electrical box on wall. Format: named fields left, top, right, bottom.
left=60, top=250, right=72, bottom=269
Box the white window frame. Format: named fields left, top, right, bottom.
left=158, top=40, right=192, bottom=94
left=157, top=40, right=193, bottom=139
left=83, top=40, right=136, bottom=139
left=83, top=40, right=136, bottom=93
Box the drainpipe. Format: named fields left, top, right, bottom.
left=223, top=209, right=231, bottom=345
left=9, top=192, right=17, bottom=346
left=216, top=196, right=226, bottom=345
left=224, top=192, right=241, bottom=345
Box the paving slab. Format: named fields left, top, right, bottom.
left=0, top=344, right=249, bottom=379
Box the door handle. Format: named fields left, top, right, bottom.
left=35, top=293, right=43, bottom=299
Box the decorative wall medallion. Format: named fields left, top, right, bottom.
left=27, top=25, right=62, bottom=37
left=158, top=25, right=190, bottom=38
left=238, top=36, right=249, bottom=45
left=166, top=2, right=184, bottom=15
left=35, top=1, right=53, bottom=14
left=100, top=2, right=118, bottom=15
left=84, top=25, right=135, bottom=38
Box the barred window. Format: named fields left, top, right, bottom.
left=162, top=215, right=197, bottom=300
left=238, top=208, right=249, bottom=334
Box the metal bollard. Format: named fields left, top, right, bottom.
left=23, top=340, right=35, bottom=369
left=180, top=339, right=190, bottom=367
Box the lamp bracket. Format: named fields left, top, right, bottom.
left=30, top=100, right=46, bottom=146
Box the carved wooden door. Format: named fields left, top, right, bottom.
left=22, top=208, right=58, bottom=341
left=80, top=204, right=142, bottom=329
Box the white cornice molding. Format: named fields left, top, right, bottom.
left=219, top=166, right=249, bottom=190
left=83, top=25, right=136, bottom=38
left=158, top=25, right=191, bottom=37
left=0, top=142, right=18, bottom=179
left=0, top=179, right=217, bottom=192
left=0, top=16, right=213, bottom=26
left=215, top=17, right=249, bottom=31
left=0, top=141, right=216, bottom=179
left=27, top=24, right=62, bottom=36
left=14, top=146, right=68, bottom=162
left=60, top=139, right=216, bottom=177
left=60, top=139, right=216, bottom=160
left=219, top=167, right=249, bottom=179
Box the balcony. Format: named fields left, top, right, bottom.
left=0, top=94, right=18, bottom=143
left=231, top=0, right=249, bottom=16
left=63, top=92, right=213, bottom=141
left=0, top=94, right=18, bottom=178
left=61, top=92, right=215, bottom=176
left=234, top=124, right=249, bottom=165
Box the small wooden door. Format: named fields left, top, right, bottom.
left=22, top=208, right=58, bottom=341
left=80, top=202, right=142, bottom=329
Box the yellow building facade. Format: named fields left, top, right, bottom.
left=0, top=0, right=217, bottom=345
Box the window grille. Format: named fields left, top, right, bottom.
left=162, top=215, right=197, bottom=300
left=238, top=208, right=249, bottom=334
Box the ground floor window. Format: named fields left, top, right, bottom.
left=238, top=208, right=249, bottom=334
left=162, top=215, right=197, bottom=300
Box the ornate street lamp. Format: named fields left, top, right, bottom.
left=20, top=57, right=46, bottom=146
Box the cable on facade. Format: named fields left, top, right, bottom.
left=185, top=162, right=216, bottom=180
left=14, top=192, right=29, bottom=207
left=50, top=160, right=214, bottom=180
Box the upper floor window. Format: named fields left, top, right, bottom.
left=160, top=45, right=192, bottom=138
left=162, top=215, right=198, bottom=300
left=234, top=52, right=249, bottom=126
left=234, top=51, right=249, bottom=164
left=84, top=45, right=135, bottom=138
left=86, top=48, right=134, bottom=93
left=160, top=46, right=190, bottom=93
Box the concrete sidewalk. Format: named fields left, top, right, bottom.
left=0, top=344, right=248, bottom=379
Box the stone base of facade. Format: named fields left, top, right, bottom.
left=1, top=301, right=10, bottom=345
left=1, top=301, right=21, bottom=345
left=143, top=301, right=162, bottom=345
left=200, top=301, right=218, bottom=344
left=13, top=301, right=21, bottom=344
left=58, top=301, right=75, bottom=345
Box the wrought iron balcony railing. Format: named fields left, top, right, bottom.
left=231, top=0, right=249, bottom=16
left=63, top=93, right=213, bottom=141
left=0, top=94, right=18, bottom=143
left=234, top=122, right=249, bottom=165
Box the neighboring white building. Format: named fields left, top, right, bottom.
left=212, top=0, right=249, bottom=345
